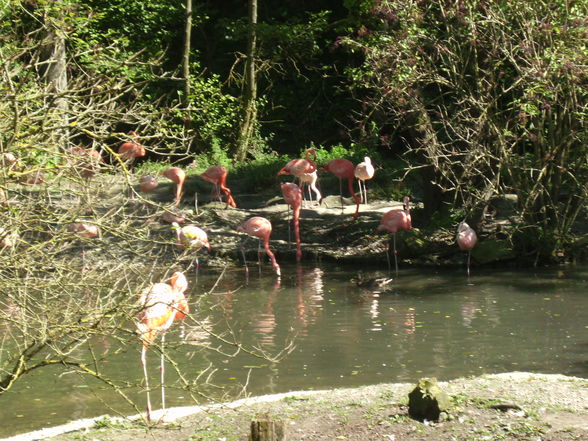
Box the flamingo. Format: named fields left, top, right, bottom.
left=321, top=158, right=360, bottom=219
left=197, top=166, right=237, bottom=208
left=377, top=196, right=412, bottom=275
left=67, top=221, right=99, bottom=270
left=354, top=156, right=375, bottom=204
left=277, top=148, right=318, bottom=178
left=237, top=216, right=281, bottom=277
left=160, top=209, right=186, bottom=224
left=137, top=271, right=189, bottom=422
left=66, top=146, right=103, bottom=181
left=118, top=131, right=146, bottom=171
left=281, top=182, right=303, bottom=261
left=456, top=221, right=477, bottom=277
left=298, top=171, right=321, bottom=206
left=139, top=175, right=159, bottom=193
left=162, top=168, right=185, bottom=206
left=172, top=222, right=211, bottom=270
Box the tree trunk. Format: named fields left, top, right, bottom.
left=182, top=0, right=193, bottom=151
left=235, top=0, right=258, bottom=162
left=41, top=4, right=69, bottom=151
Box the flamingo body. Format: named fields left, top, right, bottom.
left=322, top=158, right=360, bottom=219
left=237, top=216, right=281, bottom=276
left=456, top=222, right=477, bottom=251
left=139, top=175, right=159, bottom=193
left=162, top=167, right=185, bottom=205
left=298, top=170, right=321, bottom=204
left=173, top=222, right=211, bottom=252
left=67, top=222, right=99, bottom=238
left=67, top=146, right=103, bottom=179
left=198, top=166, right=237, bottom=208
left=277, top=149, right=317, bottom=177
left=118, top=131, right=146, bottom=162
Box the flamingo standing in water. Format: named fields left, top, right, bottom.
left=281, top=182, right=303, bottom=261
left=237, top=216, right=281, bottom=277
left=197, top=166, right=237, bottom=208
left=377, top=196, right=412, bottom=275
left=172, top=222, right=211, bottom=270
left=137, top=271, right=189, bottom=422
left=354, top=156, right=375, bottom=204
left=162, top=167, right=185, bottom=206
left=456, top=221, right=477, bottom=277
left=118, top=131, right=146, bottom=171
left=321, top=158, right=360, bottom=219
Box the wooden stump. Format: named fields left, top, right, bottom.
left=249, top=416, right=286, bottom=441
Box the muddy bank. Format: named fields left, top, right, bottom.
left=8, top=372, right=588, bottom=441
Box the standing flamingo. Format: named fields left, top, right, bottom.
left=354, top=156, right=375, bottom=204
left=377, top=196, right=412, bottom=275
left=298, top=171, right=322, bottom=206
left=197, top=166, right=237, bottom=208
left=456, top=221, right=477, bottom=277
left=277, top=148, right=318, bottom=177
left=162, top=167, right=185, bottom=206
left=118, top=131, right=146, bottom=171
left=172, top=222, right=211, bottom=270
left=139, top=175, right=159, bottom=193
left=281, top=183, right=303, bottom=261
left=67, top=146, right=103, bottom=182
left=67, top=221, right=99, bottom=270
left=237, top=216, right=281, bottom=277
left=321, top=158, right=360, bottom=219
left=137, top=271, right=189, bottom=422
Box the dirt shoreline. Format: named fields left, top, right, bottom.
left=5, top=372, right=587, bottom=441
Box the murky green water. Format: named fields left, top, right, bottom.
left=1, top=263, right=587, bottom=438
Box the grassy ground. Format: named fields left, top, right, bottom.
left=20, top=373, right=588, bottom=441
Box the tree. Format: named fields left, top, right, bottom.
left=235, top=0, right=259, bottom=162
left=343, top=0, right=587, bottom=261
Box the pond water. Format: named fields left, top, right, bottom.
left=1, top=263, right=587, bottom=438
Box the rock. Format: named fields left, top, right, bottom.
left=408, top=378, right=451, bottom=421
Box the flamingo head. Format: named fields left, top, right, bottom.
left=170, top=271, right=188, bottom=294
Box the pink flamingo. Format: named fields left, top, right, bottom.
left=197, top=166, right=237, bottom=208
left=137, top=271, right=189, bottom=422
left=354, top=156, right=375, bottom=204
left=281, top=182, right=303, bottom=261
left=67, top=146, right=103, bottom=181
left=139, top=175, right=159, bottom=193
left=237, top=216, right=281, bottom=277
left=162, top=167, right=185, bottom=206
left=456, top=221, right=477, bottom=277
left=277, top=148, right=318, bottom=178
left=377, top=196, right=412, bottom=275
left=321, top=158, right=360, bottom=219
left=118, top=131, right=146, bottom=170
left=67, top=221, right=100, bottom=270
left=172, top=222, right=211, bottom=270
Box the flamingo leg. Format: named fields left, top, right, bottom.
left=393, top=234, right=399, bottom=276
left=287, top=206, right=292, bottom=246
left=141, top=345, right=152, bottom=422
left=239, top=239, right=249, bottom=276
left=467, top=251, right=471, bottom=277
left=339, top=178, right=344, bottom=213
left=160, top=333, right=166, bottom=415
